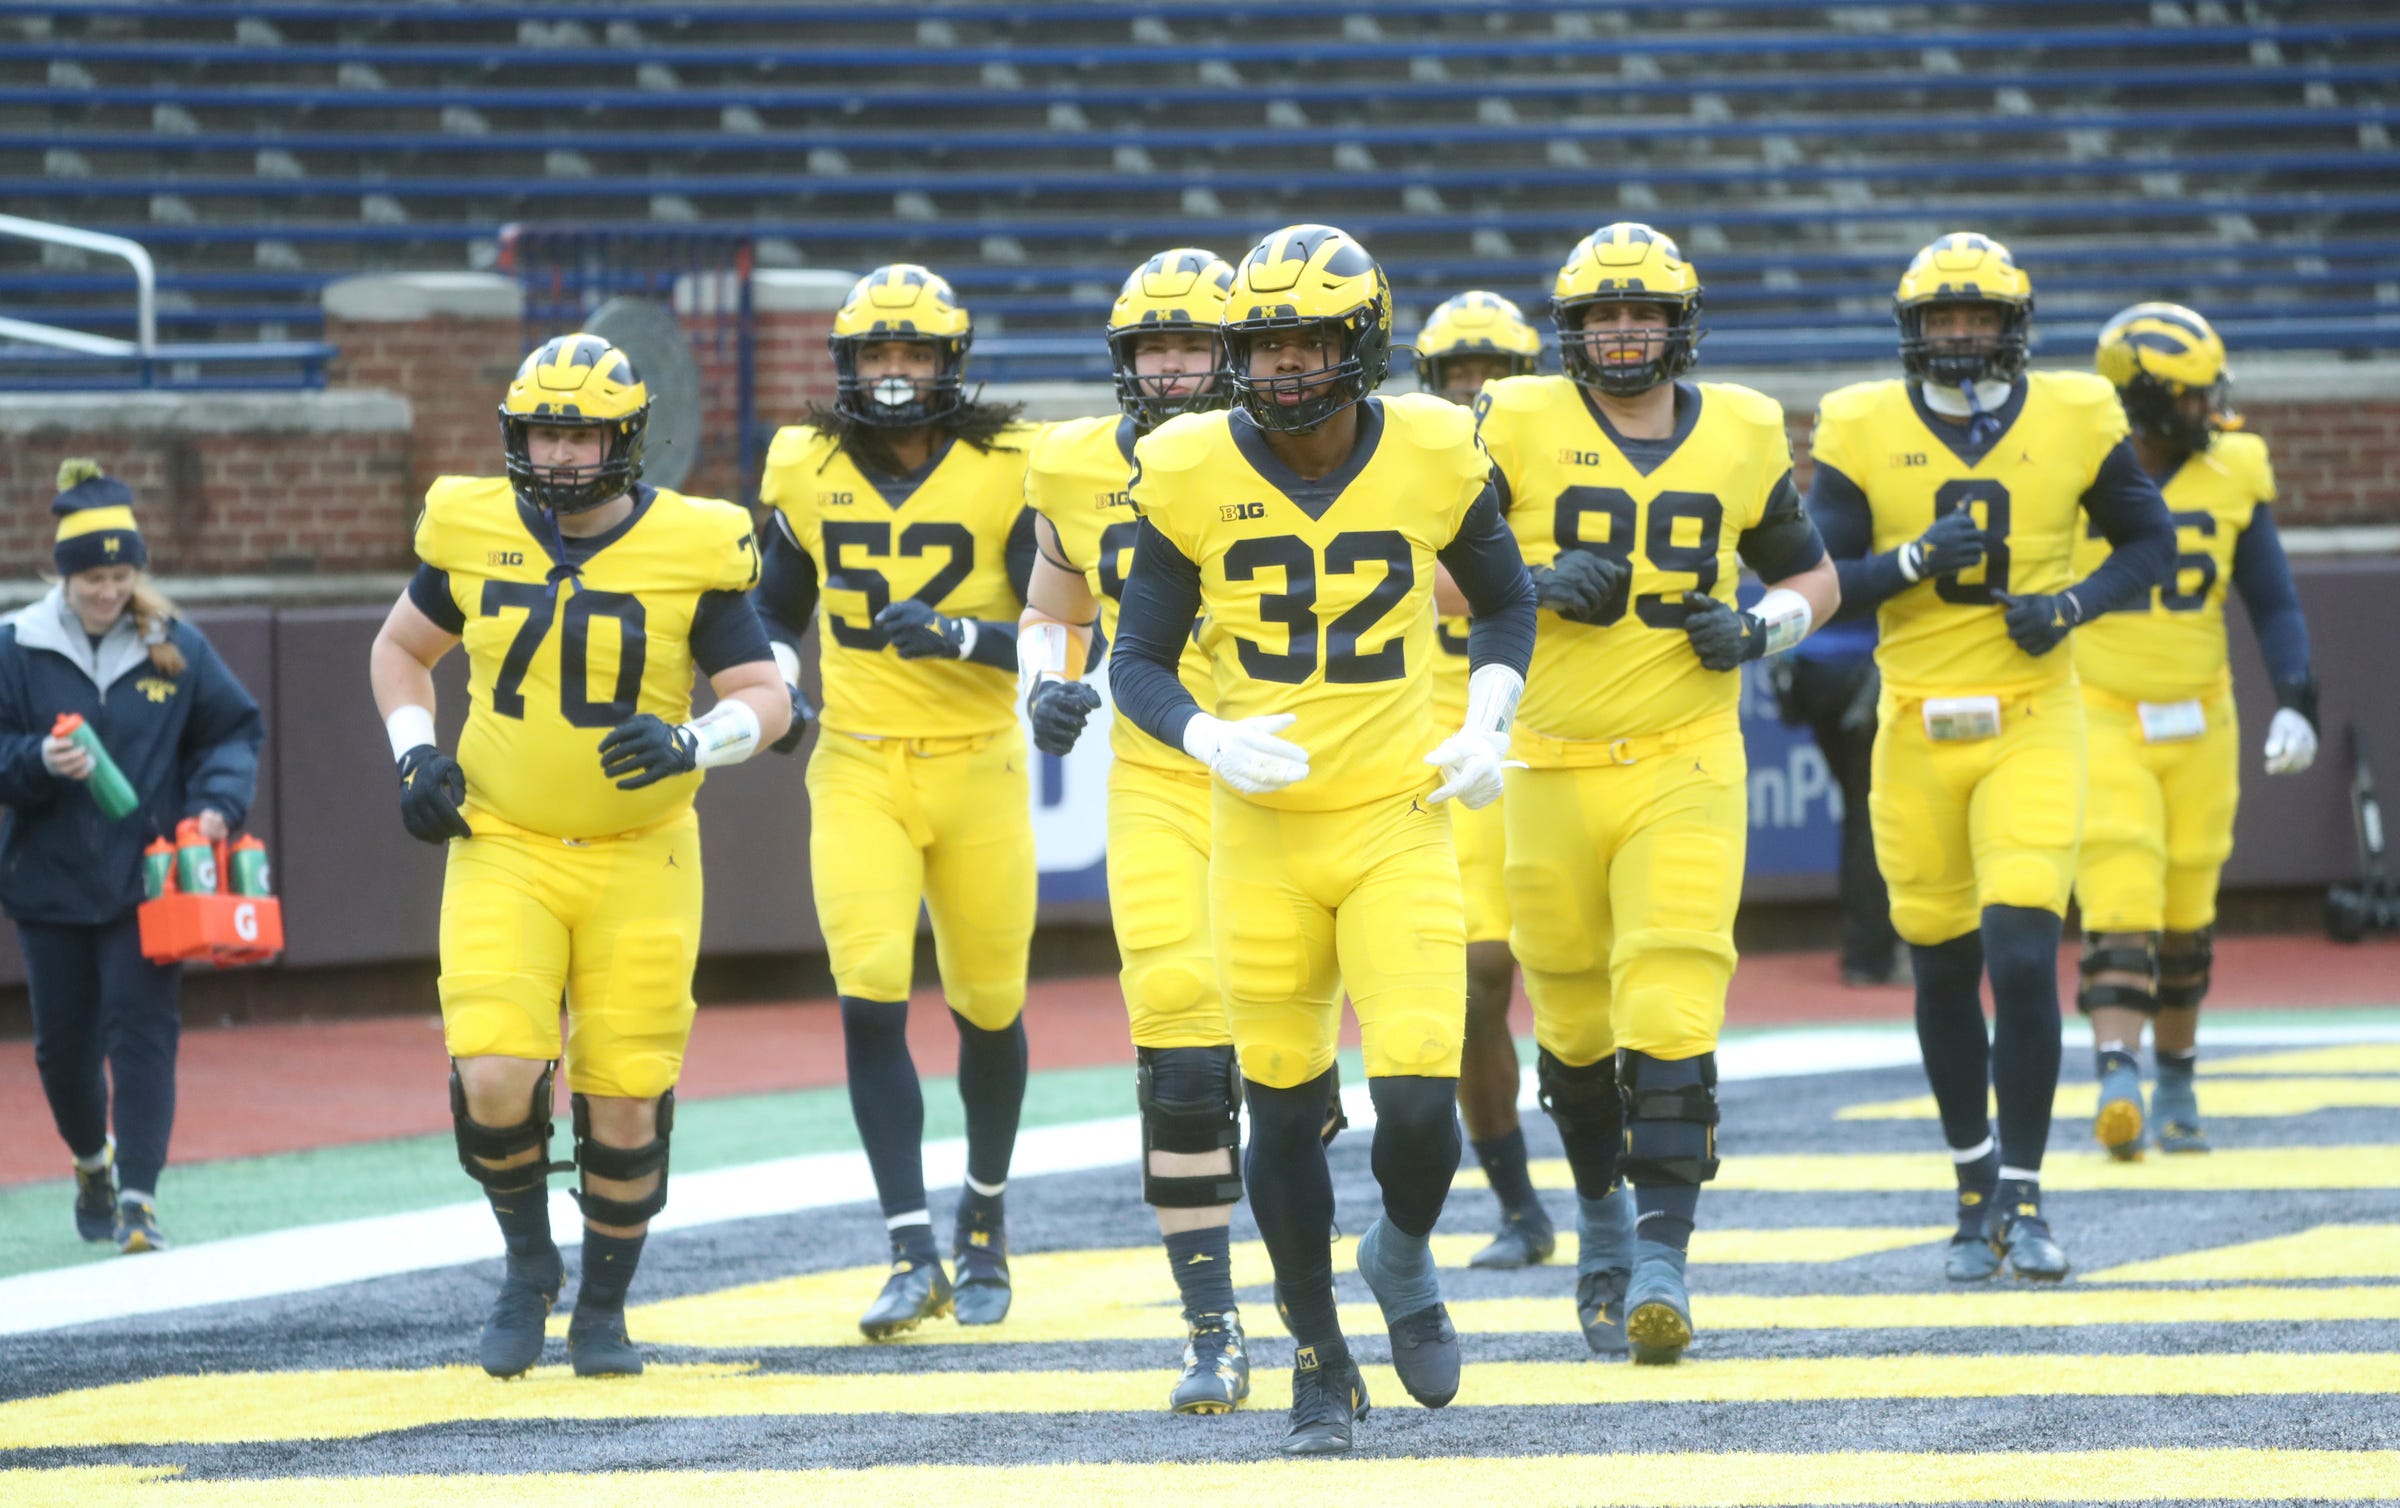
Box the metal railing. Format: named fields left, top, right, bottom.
left=0, top=210, right=155, bottom=358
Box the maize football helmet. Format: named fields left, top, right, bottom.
left=1224, top=224, right=1393, bottom=434
left=830, top=263, right=973, bottom=429
left=1414, top=290, right=1541, bottom=400
left=2096, top=301, right=2230, bottom=453
left=1551, top=223, right=1704, bottom=398
left=1895, top=232, right=2035, bottom=388
left=1107, top=247, right=1235, bottom=430
left=498, top=333, right=649, bottom=515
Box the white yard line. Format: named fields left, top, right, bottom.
left=4, top=1021, right=2397, bottom=1336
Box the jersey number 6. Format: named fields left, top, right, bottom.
left=1222, top=530, right=1415, bottom=685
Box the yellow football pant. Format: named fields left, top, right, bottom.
left=1208, top=787, right=1465, bottom=1090
left=1502, top=713, right=1746, bottom=1069
left=2075, top=684, right=2240, bottom=934
left=1870, top=676, right=2087, bottom=947
left=1453, top=791, right=1512, bottom=946
left=1107, top=760, right=1230, bottom=1049
left=438, top=807, right=702, bottom=1100
left=806, top=726, right=1035, bottom=1029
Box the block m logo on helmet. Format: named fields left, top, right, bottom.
left=497, top=333, right=651, bottom=516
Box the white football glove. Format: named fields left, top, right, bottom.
left=2263, top=707, right=2319, bottom=776
left=1183, top=711, right=1310, bottom=795
left=1424, top=728, right=1513, bottom=809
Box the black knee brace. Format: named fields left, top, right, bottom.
left=571, top=1089, right=674, bottom=1228
left=1618, top=1050, right=1721, bottom=1186
left=1537, top=1048, right=1620, bottom=1138
left=450, top=1061, right=571, bottom=1193
left=2077, top=931, right=2159, bottom=1014
left=2158, top=927, right=2214, bottom=1010
left=1136, top=1045, right=1244, bottom=1208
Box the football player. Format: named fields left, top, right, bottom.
left=1808, top=234, right=2174, bottom=1282
left=2075, top=304, right=2317, bottom=1158
left=367, top=335, right=791, bottom=1378
left=1109, top=225, right=1537, bottom=1456
left=752, top=265, right=1044, bottom=1339
left=1479, top=225, right=1839, bottom=1364
left=1416, top=291, right=1553, bottom=1269
left=1017, top=247, right=1255, bottom=1413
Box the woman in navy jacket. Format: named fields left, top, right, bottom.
left=0, top=460, right=262, bottom=1254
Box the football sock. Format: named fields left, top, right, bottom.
left=840, top=995, right=926, bottom=1220
left=2097, top=1046, right=2139, bottom=1079
left=1910, top=931, right=1995, bottom=1152
left=957, top=1182, right=1005, bottom=1248
left=1357, top=1216, right=1440, bottom=1322
left=1984, top=905, right=2065, bottom=1175
left=1472, top=1125, right=1540, bottom=1211
left=888, top=1219, right=939, bottom=1268
left=2158, top=1046, right=2199, bottom=1079
left=486, top=1178, right=555, bottom=1262
left=1244, top=1071, right=1342, bottom=1350
left=1163, top=1226, right=1237, bottom=1321
left=1996, top=1173, right=2044, bottom=1226
left=952, top=1009, right=1028, bottom=1191
left=1368, top=1075, right=1461, bottom=1239
left=1951, top=1139, right=2000, bottom=1241
left=576, top=1228, right=645, bottom=1312
left=1632, top=1183, right=1699, bottom=1255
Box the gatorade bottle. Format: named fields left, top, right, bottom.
left=52, top=714, right=139, bottom=820
left=142, top=837, right=175, bottom=899
left=174, top=818, right=218, bottom=896
left=228, top=835, right=272, bottom=897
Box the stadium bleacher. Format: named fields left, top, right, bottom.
left=3, top=0, right=2396, bottom=383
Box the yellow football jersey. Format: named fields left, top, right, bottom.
left=760, top=422, right=1041, bottom=739
left=1132, top=394, right=1490, bottom=812
left=1024, top=413, right=1215, bottom=770
left=2070, top=430, right=2274, bottom=703
left=1810, top=371, right=2128, bottom=698
left=414, top=477, right=762, bottom=841
left=1479, top=376, right=1795, bottom=743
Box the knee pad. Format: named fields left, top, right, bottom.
left=2077, top=931, right=2159, bottom=1015
left=1618, top=1050, right=1720, bottom=1187
left=449, top=1061, right=570, bottom=1194
left=1536, top=1047, right=1621, bottom=1141
left=571, top=1089, right=674, bottom=1228
left=2158, top=927, right=2214, bottom=1010
left=1136, top=1045, right=1244, bottom=1209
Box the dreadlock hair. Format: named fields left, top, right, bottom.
left=802, top=395, right=1029, bottom=478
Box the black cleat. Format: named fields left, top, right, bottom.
left=1168, top=1311, right=1251, bottom=1415
left=567, top=1304, right=644, bottom=1377
left=1468, top=1202, right=1557, bottom=1270
left=1995, top=1207, right=2071, bottom=1283
left=480, top=1249, right=563, bottom=1378
left=73, top=1156, right=117, bottom=1243
left=1576, top=1266, right=1631, bottom=1356
left=1283, top=1342, right=1370, bottom=1456
left=860, top=1255, right=953, bottom=1340
left=1944, top=1235, right=2002, bottom=1283
left=1385, top=1304, right=1461, bottom=1407
left=112, top=1198, right=167, bottom=1256
left=952, top=1209, right=1012, bottom=1326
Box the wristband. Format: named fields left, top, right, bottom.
left=681, top=698, right=763, bottom=769
left=1751, top=586, right=1814, bottom=657
left=955, top=618, right=979, bottom=661
left=385, top=704, right=437, bottom=763
left=770, top=641, right=802, bottom=689
left=1462, top=664, right=1524, bottom=737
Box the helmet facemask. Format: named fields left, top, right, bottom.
left=1226, top=306, right=1389, bottom=435
left=1109, top=324, right=1231, bottom=431
left=832, top=332, right=970, bottom=430
left=1554, top=293, right=1700, bottom=398
left=500, top=412, right=645, bottom=516
left=2119, top=370, right=2226, bottom=453
left=1898, top=297, right=2032, bottom=388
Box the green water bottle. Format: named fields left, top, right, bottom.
left=228, top=835, right=272, bottom=897
left=53, top=714, right=139, bottom=820
left=142, top=837, right=174, bottom=900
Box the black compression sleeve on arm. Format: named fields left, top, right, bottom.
left=2070, top=439, right=2177, bottom=618
left=407, top=564, right=466, bottom=634
left=1004, top=507, right=1038, bottom=605
left=1809, top=462, right=1910, bottom=622
left=1106, top=518, right=1207, bottom=749
left=1738, top=471, right=1829, bottom=581
left=1436, top=486, right=1537, bottom=678
left=961, top=618, right=1019, bottom=673
left=2230, top=502, right=2314, bottom=693
left=752, top=519, right=819, bottom=647
left=689, top=590, right=775, bottom=676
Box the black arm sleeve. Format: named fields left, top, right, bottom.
left=1737, top=470, right=1828, bottom=582
left=407, top=564, right=466, bottom=635
left=1107, top=518, right=1207, bottom=750
left=2070, top=439, right=2177, bottom=618
left=1004, top=506, right=1038, bottom=605
left=1808, top=461, right=1911, bottom=623
left=752, top=517, right=819, bottom=649
left=1435, top=486, right=1537, bottom=678
left=689, top=589, right=775, bottom=676
left=961, top=618, right=1019, bottom=673
left=2230, top=501, right=2314, bottom=698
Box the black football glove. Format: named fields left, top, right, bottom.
left=1995, top=589, right=2085, bottom=657
left=1900, top=510, right=1987, bottom=582
left=1680, top=591, right=1768, bottom=671
left=874, top=599, right=968, bottom=659
left=1529, top=549, right=1631, bottom=624
left=598, top=713, right=698, bottom=790
left=1027, top=679, right=1104, bottom=758
left=395, top=744, right=472, bottom=844
left=770, top=683, right=818, bottom=755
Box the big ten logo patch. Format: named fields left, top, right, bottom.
left=820, top=491, right=856, bottom=508
left=1889, top=453, right=1929, bottom=468
left=487, top=550, right=525, bottom=567
left=1556, top=448, right=1605, bottom=467
left=135, top=676, right=177, bottom=704
left=1096, top=489, right=1133, bottom=511
left=1219, top=501, right=1267, bottom=522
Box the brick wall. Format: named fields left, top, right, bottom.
left=0, top=394, right=415, bottom=575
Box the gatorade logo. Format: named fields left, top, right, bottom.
left=234, top=903, right=259, bottom=943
